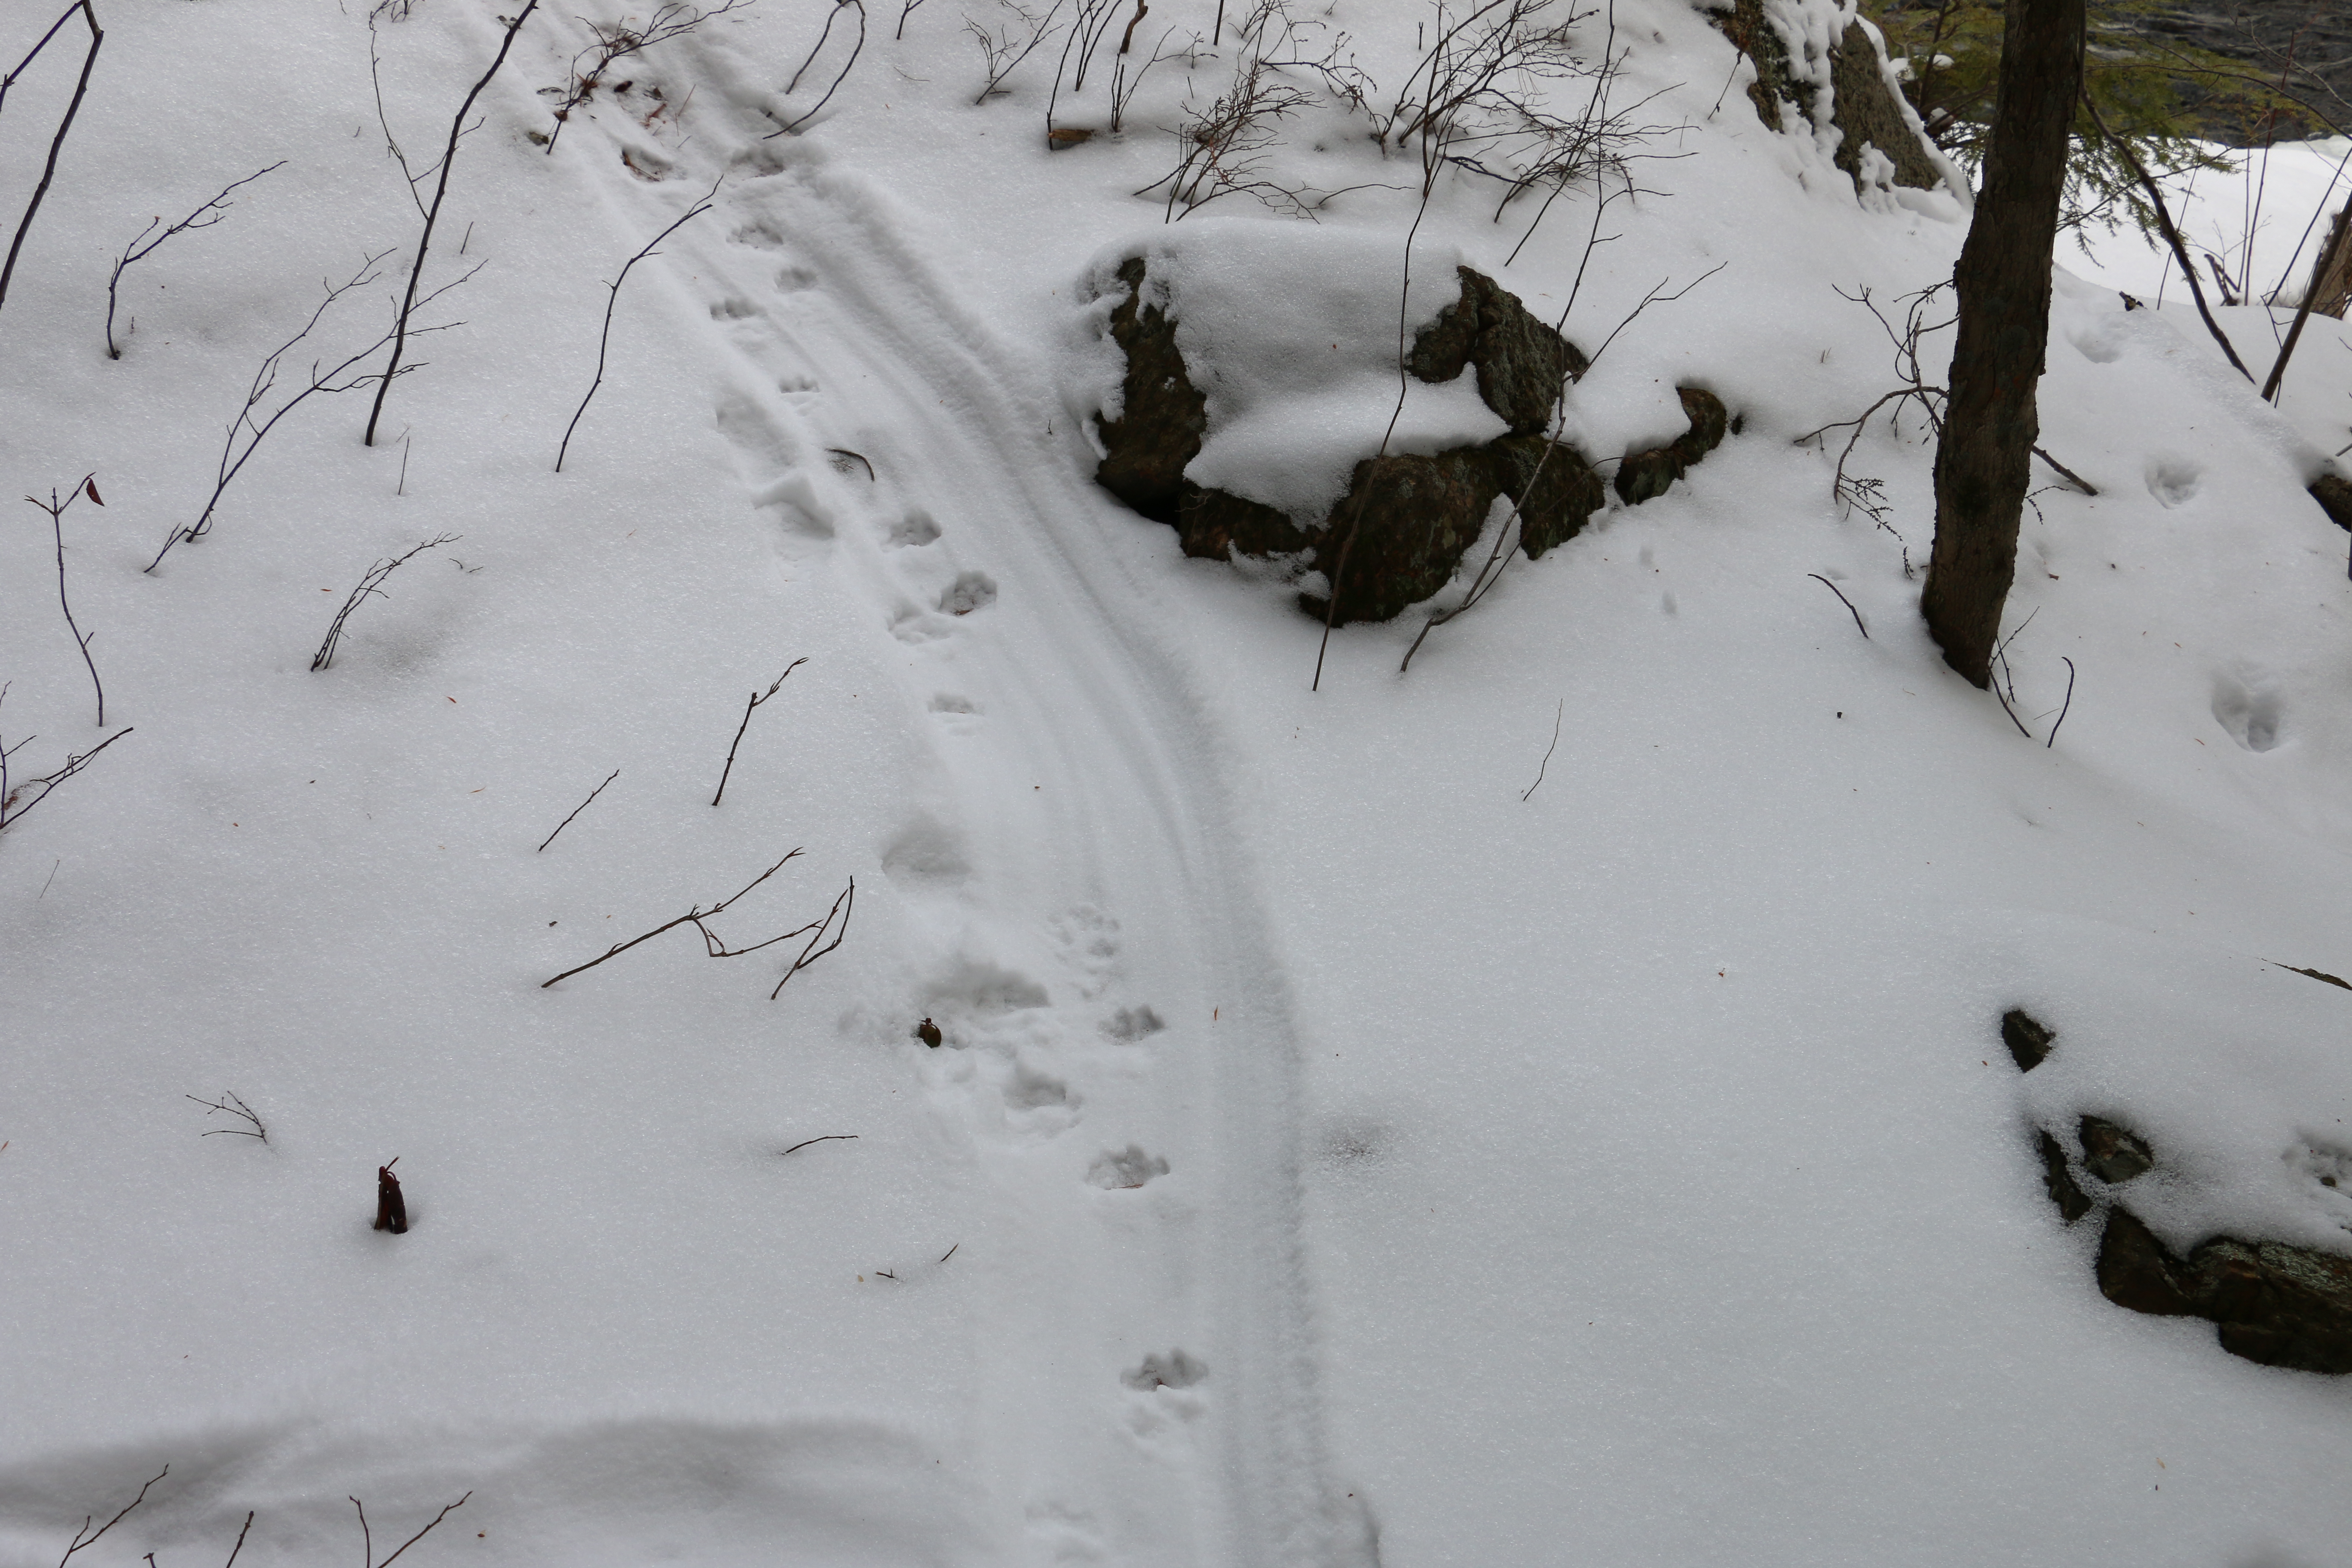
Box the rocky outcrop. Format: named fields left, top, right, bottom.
left=1407, top=268, right=1589, bottom=435
left=2312, top=473, right=2352, bottom=533
left=2079, top=1116, right=2154, bottom=1184
left=1095, top=257, right=1207, bottom=522
left=2001, top=1008, right=2055, bottom=1072
left=2038, top=1130, right=2094, bottom=1225
left=2004, top=1006, right=2352, bottom=1375
left=1615, top=388, right=1730, bottom=504
left=2095, top=1206, right=2352, bottom=1375
left=1090, top=260, right=1737, bottom=625
left=1707, top=0, right=1941, bottom=194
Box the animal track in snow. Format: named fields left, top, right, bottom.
left=2212, top=667, right=2285, bottom=751
left=775, top=265, right=819, bottom=292
left=2145, top=459, right=2202, bottom=508
left=1122, top=1349, right=1207, bottom=1390
left=729, top=218, right=789, bottom=250
left=1089, top=1145, right=1170, bottom=1188
left=1004, top=1064, right=1073, bottom=1112
left=880, top=815, right=971, bottom=883
left=710, top=297, right=762, bottom=320
left=886, top=510, right=941, bottom=548
left=1102, top=1005, right=1164, bottom=1041
left=928, top=693, right=980, bottom=714
left=939, top=571, right=997, bottom=615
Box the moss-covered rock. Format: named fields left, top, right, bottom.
left=1408, top=266, right=1589, bottom=435
left=1088, top=258, right=1729, bottom=624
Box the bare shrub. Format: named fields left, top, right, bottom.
left=543, top=0, right=753, bottom=152
left=104, top=162, right=283, bottom=359
left=967, top=0, right=1067, bottom=104
left=311, top=534, right=459, bottom=671
left=149, top=252, right=474, bottom=572
left=0, top=684, right=131, bottom=839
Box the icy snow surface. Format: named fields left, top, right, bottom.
left=3, top=0, right=2351, bottom=1565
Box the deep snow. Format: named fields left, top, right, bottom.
left=2, top=0, right=2350, bottom=1565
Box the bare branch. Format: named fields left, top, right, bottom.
left=364, top=0, right=540, bottom=445
left=58, top=1465, right=165, bottom=1568
left=187, top=1089, right=266, bottom=1141
left=712, top=658, right=805, bottom=805
left=542, top=849, right=808, bottom=987
left=557, top=177, right=721, bottom=470
left=770, top=876, right=853, bottom=998
left=0, top=1, right=102, bottom=326
left=105, top=162, right=283, bottom=358
left=1807, top=573, right=1869, bottom=638
left=538, top=767, right=619, bottom=852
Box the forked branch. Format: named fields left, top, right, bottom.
left=543, top=849, right=830, bottom=987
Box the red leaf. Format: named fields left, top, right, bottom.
left=83, top=478, right=103, bottom=506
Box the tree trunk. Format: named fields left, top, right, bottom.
left=1920, top=0, right=2084, bottom=689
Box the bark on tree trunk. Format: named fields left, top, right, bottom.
left=1920, top=0, right=2085, bottom=689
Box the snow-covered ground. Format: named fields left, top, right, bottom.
left=3, top=1, right=2349, bottom=1564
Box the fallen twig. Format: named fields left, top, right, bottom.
left=781, top=1133, right=858, bottom=1155
left=543, top=849, right=835, bottom=988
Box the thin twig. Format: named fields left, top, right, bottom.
left=364, top=0, right=540, bottom=445
left=58, top=1466, right=165, bottom=1568
left=2031, top=446, right=2098, bottom=495
left=105, top=162, right=283, bottom=358
left=712, top=657, right=805, bottom=805
left=187, top=1090, right=266, bottom=1141
left=26, top=476, right=104, bottom=725
left=1520, top=699, right=1563, bottom=801
left=2046, top=655, right=2076, bottom=748
left=1807, top=573, right=1869, bottom=638
left=0, top=1, right=102, bottom=325
left=2079, top=92, right=2251, bottom=383
left=538, top=767, right=619, bottom=851
left=374, top=1492, right=469, bottom=1568
left=222, top=1511, right=254, bottom=1568
left=781, top=1133, right=859, bottom=1155
left=557, top=175, right=720, bottom=471
left=772, top=0, right=866, bottom=135
left=542, top=849, right=807, bottom=987
left=769, top=876, right=852, bottom=998
left=311, top=534, right=459, bottom=671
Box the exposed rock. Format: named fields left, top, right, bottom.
left=2038, top=1130, right=2094, bottom=1225
left=2095, top=1206, right=2201, bottom=1317
left=1826, top=21, right=1942, bottom=192
left=2001, top=1008, right=2055, bottom=1072
left=2096, top=1206, right=2352, bottom=1375
left=1407, top=266, right=1589, bottom=436
left=1488, top=435, right=1608, bottom=560
left=1089, top=259, right=1729, bottom=623
left=2079, top=1116, right=2155, bottom=1184
left=1095, top=257, right=1206, bottom=521
left=1615, top=388, right=1729, bottom=504
left=2312, top=473, right=2352, bottom=533
left=1706, top=1, right=1941, bottom=193
left=1302, top=448, right=1510, bottom=626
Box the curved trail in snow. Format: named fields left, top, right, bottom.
left=625, top=118, right=1355, bottom=1567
